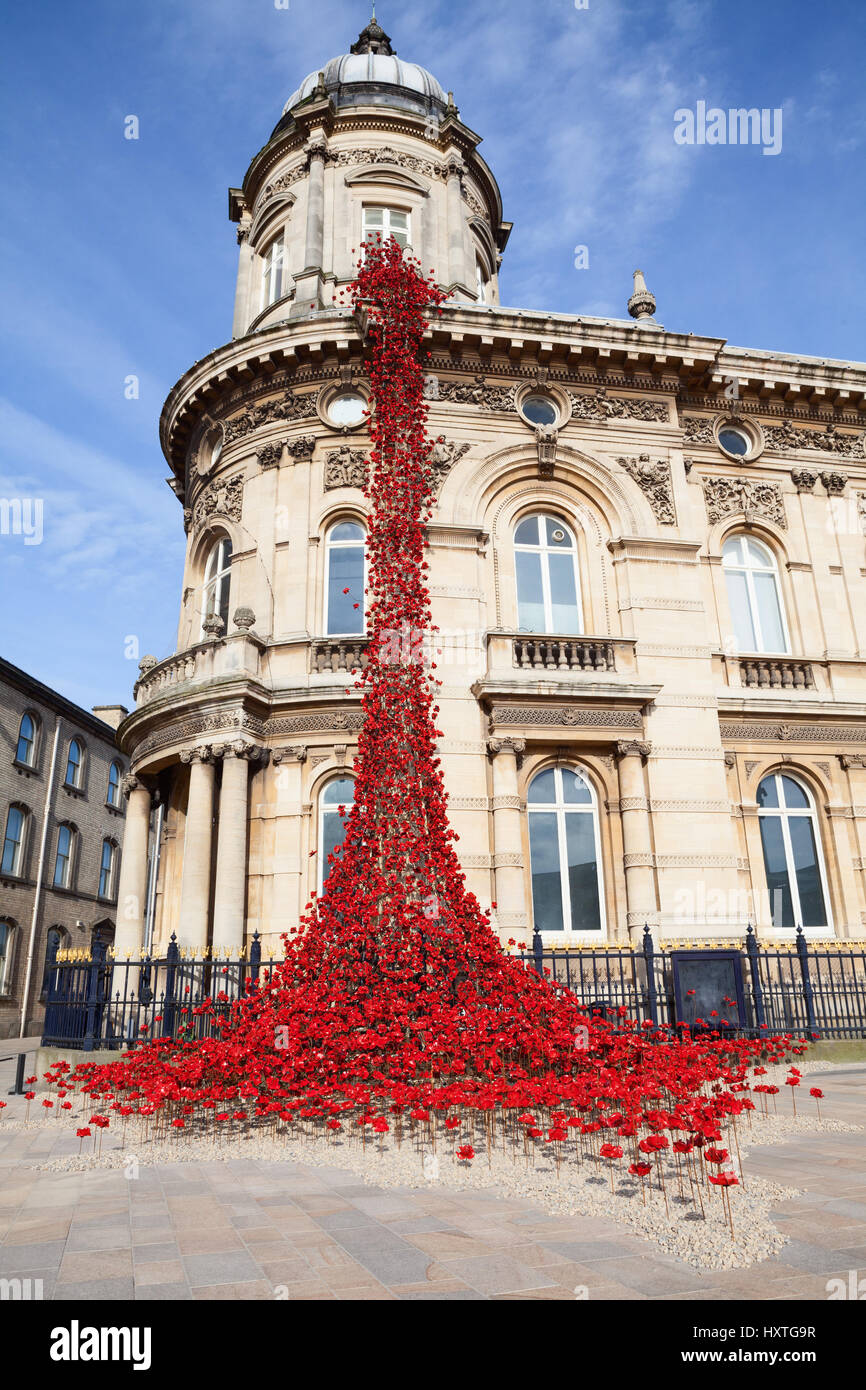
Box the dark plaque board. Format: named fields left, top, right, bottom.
left=670, top=950, right=747, bottom=1032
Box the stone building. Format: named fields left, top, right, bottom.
left=115, top=16, right=866, bottom=964
left=0, top=658, right=129, bottom=1036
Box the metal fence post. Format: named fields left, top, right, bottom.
left=642, top=924, right=659, bottom=1027
left=249, top=930, right=261, bottom=987
left=796, top=925, right=818, bottom=1035
left=745, top=924, right=766, bottom=1035
left=532, top=925, right=544, bottom=978
left=162, top=933, right=179, bottom=1038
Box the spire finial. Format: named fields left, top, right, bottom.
left=351, top=8, right=394, bottom=55
left=627, top=268, right=657, bottom=323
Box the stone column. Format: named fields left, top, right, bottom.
left=293, top=134, right=327, bottom=311
left=113, top=776, right=153, bottom=958
left=487, top=738, right=527, bottom=931
left=445, top=152, right=470, bottom=297
left=212, top=742, right=265, bottom=951
left=615, top=740, right=656, bottom=942
left=232, top=219, right=254, bottom=339
left=177, top=746, right=215, bottom=951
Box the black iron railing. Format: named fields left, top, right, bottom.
left=41, top=932, right=269, bottom=1051
left=40, top=925, right=866, bottom=1050
left=519, top=925, right=866, bottom=1040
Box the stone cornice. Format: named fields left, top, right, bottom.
left=161, top=306, right=866, bottom=485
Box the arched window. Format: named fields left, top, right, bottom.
left=527, top=766, right=604, bottom=935
left=98, top=838, right=118, bottom=899
left=757, top=773, right=830, bottom=930
left=325, top=521, right=366, bottom=636
left=475, top=260, right=487, bottom=304
left=1, top=806, right=28, bottom=878
left=53, top=824, right=77, bottom=890
left=260, top=232, right=286, bottom=309
left=107, top=761, right=122, bottom=808
left=201, top=535, right=233, bottom=637
left=722, top=535, right=788, bottom=654
left=16, top=713, right=38, bottom=767
left=514, top=514, right=582, bottom=634
left=318, top=775, right=356, bottom=895
left=65, top=739, right=83, bottom=788
left=0, top=920, right=12, bottom=992
left=363, top=206, right=410, bottom=251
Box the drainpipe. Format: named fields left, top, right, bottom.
left=19, top=718, right=61, bottom=1036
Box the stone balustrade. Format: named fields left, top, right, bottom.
left=310, top=638, right=370, bottom=673
left=512, top=636, right=617, bottom=673
left=739, top=658, right=815, bottom=690
left=133, top=634, right=264, bottom=707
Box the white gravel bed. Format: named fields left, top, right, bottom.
left=3, top=1057, right=859, bottom=1271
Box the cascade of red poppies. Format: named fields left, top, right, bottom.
left=62, top=241, right=811, bottom=1172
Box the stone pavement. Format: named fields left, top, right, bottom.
left=0, top=1065, right=863, bottom=1301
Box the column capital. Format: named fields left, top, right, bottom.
left=615, top=739, right=651, bottom=763
left=272, top=745, right=308, bottom=766
left=305, top=133, right=329, bottom=162
left=180, top=745, right=214, bottom=765
left=121, top=773, right=157, bottom=802
left=213, top=740, right=269, bottom=764
left=839, top=753, right=866, bottom=770
left=487, top=736, right=526, bottom=767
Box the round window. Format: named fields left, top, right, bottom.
left=328, top=392, right=367, bottom=427
left=718, top=425, right=750, bottom=457
left=521, top=394, right=558, bottom=427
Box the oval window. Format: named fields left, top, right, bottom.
left=521, top=394, right=558, bottom=427
left=719, top=426, right=750, bottom=457
left=328, top=392, right=367, bottom=427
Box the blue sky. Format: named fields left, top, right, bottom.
left=1, top=0, right=864, bottom=713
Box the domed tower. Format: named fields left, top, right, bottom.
left=230, top=12, right=510, bottom=327
left=115, top=16, right=514, bottom=961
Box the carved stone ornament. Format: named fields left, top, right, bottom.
left=201, top=613, right=225, bottom=640
left=138, top=654, right=158, bottom=676
left=683, top=416, right=716, bottom=446
left=222, top=391, right=319, bottom=446
left=436, top=376, right=516, bottom=411
left=213, top=740, right=268, bottom=764
left=615, top=740, right=652, bottom=762
left=232, top=606, right=256, bottom=632
left=617, top=454, right=676, bottom=524
left=702, top=476, right=786, bottom=530
left=324, top=446, right=369, bottom=490
left=535, top=426, right=558, bottom=479
left=257, top=435, right=316, bottom=469
left=429, top=438, right=470, bottom=493
left=763, top=420, right=865, bottom=459
left=487, top=737, right=526, bottom=767
left=330, top=146, right=441, bottom=182
left=571, top=388, right=668, bottom=423
left=821, top=470, right=848, bottom=494
left=791, top=466, right=819, bottom=492
left=179, top=745, right=214, bottom=765
left=192, top=474, right=244, bottom=533
left=271, top=745, right=308, bottom=766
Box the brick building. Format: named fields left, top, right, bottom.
left=0, top=658, right=130, bottom=1037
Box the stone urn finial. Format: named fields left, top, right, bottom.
left=138, top=654, right=158, bottom=675
left=232, top=606, right=256, bottom=633
left=202, top=612, right=226, bottom=639
left=628, top=268, right=657, bottom=322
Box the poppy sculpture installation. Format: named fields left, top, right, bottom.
left=58, top=242, right=812, bottom=1225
